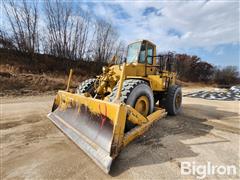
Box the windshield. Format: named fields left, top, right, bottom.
left=126, top=42, right=141, bottom=63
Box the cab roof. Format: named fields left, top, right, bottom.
left=128, top=39, right=156, bottom=47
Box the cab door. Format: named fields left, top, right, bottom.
left=136, top=41, right=156, bottom=76
left=146, top=43, right=156, bottom=75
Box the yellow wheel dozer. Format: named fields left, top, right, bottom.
left=48, top=40, right=182, bottom=173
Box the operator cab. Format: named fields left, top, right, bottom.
left=126, top=40, right=156, bottom=65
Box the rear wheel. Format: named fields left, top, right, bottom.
left=76, top=78, right=96, bottom=96
left=159, top=85, right=182, bottom=115
left=109, top=79, right=154, bottom=131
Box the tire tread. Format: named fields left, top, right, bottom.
left=109, top=79, right=147, bottom=102
left=76, top=78, right=96, bottom=94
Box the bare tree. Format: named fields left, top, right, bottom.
left=113, top=40, right=126, bottom=63
left=44, top=0, right=90, bottom=60
left=44, top=0, right=71, bottom=58
left=70, top=12, right=90, bottom=60
left=2, top=0, right=124, bottom=62
left=92, top=19, right=119, bottom=63
left=3, top=0, right=39, bottom=55
left=0, top=30, right=16, bottom=49
left=214, top=66, right=239, bottom=85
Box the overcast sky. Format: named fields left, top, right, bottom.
left=79, top=0, right=239, bottom=67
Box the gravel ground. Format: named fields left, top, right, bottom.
left=1, top=88, right=240, bottom=179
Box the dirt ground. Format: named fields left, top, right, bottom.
left=1, top=87, right=240, bottom=179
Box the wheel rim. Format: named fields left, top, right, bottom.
left=134, top=96, right=149, bottom=116
left=175, top=92, right=182, bottom=109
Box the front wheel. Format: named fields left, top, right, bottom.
left=109, top=79, right=154, bottom=131
left=76, top=78, right=96, bottom=96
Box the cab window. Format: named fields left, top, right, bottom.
left=126, top=42, right=141, bottom=63
left=147, top=46, right=153, bottom=64
left=139, top=44, right=146, bottom=63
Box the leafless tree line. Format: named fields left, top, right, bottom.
left=1, top=0, right=125, bottom=62
left=2, top=0, right=39, bottom=56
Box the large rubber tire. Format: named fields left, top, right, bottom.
left=109, top=79, right=154, bottom=131
left=76, top=78, right=96, bottom=96
left=160, top=85, right=182, bottom=115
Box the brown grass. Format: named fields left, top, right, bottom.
left=0, top=71, right=84, bottom=96
left=0, top=49, right=104, bottom=96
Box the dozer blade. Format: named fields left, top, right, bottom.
left=48, top=91, right=126, bottom=173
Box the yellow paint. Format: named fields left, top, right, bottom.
left=56, top=91, right=121, bottom=124
left=134, top=96, right=149, bottom=116
left=123, top=109, right=166, bottom=147
left=126, top=105, right=148, bottom=125
left=114, top=63, right=126, bottom=101
left=52, top=89, right=166, bottom=157
left=50, top=39, right=178, bottom=161
left=66, top=69, right=73, bottom=92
